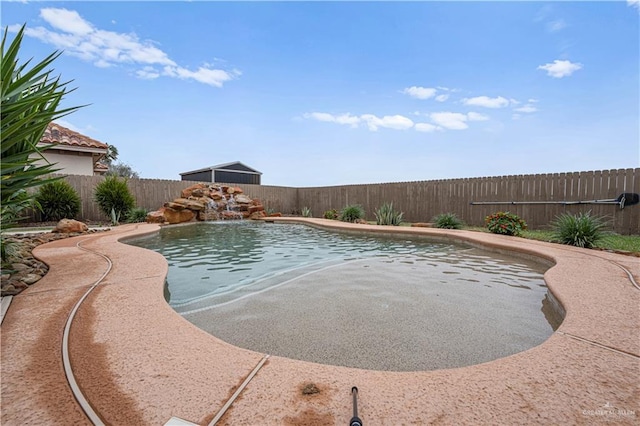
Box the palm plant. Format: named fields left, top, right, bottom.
left=1, top=25, right=83, bottom=257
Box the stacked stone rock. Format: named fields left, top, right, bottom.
left=1, top=223, right=106, bottom=296
left=146, top=183, right=268, bottom=225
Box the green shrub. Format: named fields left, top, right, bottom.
left=323, top=209, right=338, bottom=220
left=339, top=204, right=365, bottom=223
left=126, top=207, right=148, bottom=223
left=551, top=211, right=608, bottom=248
left=301, top=206, right=312, bottom=217
left=35, top=180, right=81, bottom=221
left=485, top=211, right=527, bottom=236
left=374, top=202, right=404, bottom=226
left=94, top=176, right=135, bottom=222
left=433, top=213, right=463, bottom=229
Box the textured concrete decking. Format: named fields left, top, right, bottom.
left=1, top=219, right=638, bottom=425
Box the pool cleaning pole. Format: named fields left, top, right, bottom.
left=350, top=386, right=363, bottom=426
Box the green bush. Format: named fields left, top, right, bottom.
left=433, top=213, right=463, bottom=229
left=94, top=176, right=135, bottom=222
left=323, top=209, right=338, bottom=220
left=301, top=206, right=312, bottom=217
left=551, top=211, right=608, bottom=248
left=339, top=204, right=365, bottom=223
left=374, top=202, right=403, bottom=226
left=126, top=207, right=148, bottom=223
left=485, top=211, right=527, bottom=236
left=35, top=180, right=81, bottom=221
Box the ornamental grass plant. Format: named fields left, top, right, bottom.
left=94, top=176, right=135, bottom=223
left=339, top=204, right=365, bottom=223
left=550, top=211, right=609, bottom=249
left=35, top=180, right=81, bottom=221
left=433, top=213, right=463, bottom=229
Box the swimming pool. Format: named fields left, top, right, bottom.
left=129, top=221, right=560, bottom=371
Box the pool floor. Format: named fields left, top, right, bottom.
left=185, top=253, right=556, bottom=371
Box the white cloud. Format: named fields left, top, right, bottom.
left=547, top=19, right=566, bottom=33
left=415, top=123, right=440, bottom=133
left=136, top=66, right=161, bottom=80
left=402, top=86, right=437, bottom=100
left=537, top=59, right=582, bottom=78
left=467, top=112, right=489, bottom=121
left=435, top=94, right=449, bottom=102
left=305, top=110, right=490, bottom=132
left=303, top=112, right=413, bottom=131
left=164, top=65, right=239, bottom=88
left=628, top=0, right=640, bottom=10
left=40, top=8, right=94, bottom=35
left=512, top=114, right=522, bottom=120
left=303, top=112, right=360, bottom=127
left=361, top=114, right=414, bottom=131
left=304, top=112, right=336, bottom=123
left=334, top=114, right=361, bottom=127
left=515, top=105, right=538, bottom=113
left=430, top=112, right=468, bottom=130
left=462, top=96, right=510, bottom=109
left=11, top=8, right=238, bottom=88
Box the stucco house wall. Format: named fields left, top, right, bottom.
left=33, top=122, right=109, bottom=176
left=32, top=150, right=96, bottom=176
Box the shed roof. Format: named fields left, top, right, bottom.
left=180, top=161, right=262, bottom=176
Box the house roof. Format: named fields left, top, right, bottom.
left=40, top=122, right=108, bottom=152
left=180, top=161, right=262, bottom=176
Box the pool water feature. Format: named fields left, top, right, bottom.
left=129, top=221, right=559, bottom=371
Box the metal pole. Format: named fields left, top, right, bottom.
left=350, top=387, right=363, bottom=426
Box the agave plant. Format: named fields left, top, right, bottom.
left=374, top=202, right=404, bottom=226
left=301, top=206, right=312, bottom=217
left=1, top=25, right=83, bottom=257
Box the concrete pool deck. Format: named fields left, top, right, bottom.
left=1, top=218, right=638, bottom=425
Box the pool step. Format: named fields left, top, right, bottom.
left=171, top=258, right=353, bottom=315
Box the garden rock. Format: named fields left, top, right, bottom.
left=147, top=183, right=270, bottom=224
left=52, top=219, right=88, bottom=233
left=1, top=228, right=108, bottom=296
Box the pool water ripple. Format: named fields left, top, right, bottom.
left=128, top=221, right=560, bottom=371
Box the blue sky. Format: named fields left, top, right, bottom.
left=4, top=1, right=639, bottom=187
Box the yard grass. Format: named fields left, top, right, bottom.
left=464, top=226, right=640, bottom=254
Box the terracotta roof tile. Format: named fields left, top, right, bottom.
left=41, top=122, right=108, bottom=151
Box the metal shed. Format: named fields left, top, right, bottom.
left=180, top=161, right=262, bottom=185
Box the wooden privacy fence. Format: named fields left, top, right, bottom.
left=298, top=168, right=639, bottom=235
left=54, top=168, right=638, bottom=234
